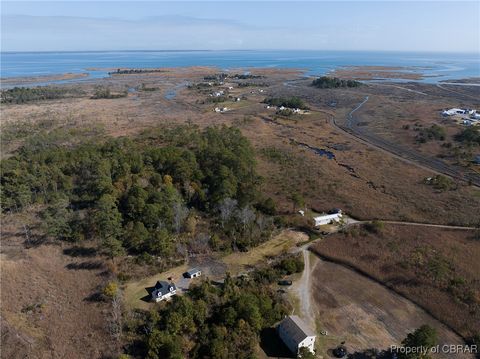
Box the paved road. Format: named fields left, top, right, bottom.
left=331, top=96, right=480, bottom=187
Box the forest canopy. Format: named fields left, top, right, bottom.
left=1, top=125, right=275, bottom=261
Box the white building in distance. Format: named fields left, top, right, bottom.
left=314, top=212, right=342, bottom=226
left=277, top=315, right=316, bottom=355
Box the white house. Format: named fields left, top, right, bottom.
left=277, top=315, right=316, bottom=355
left=314, top=212, right=342, bottom=226
left=151, top=281, right=177, bottom=302
left=442, top=108, right=466, bottom=116
left=186, top=268, right=202, bottom=278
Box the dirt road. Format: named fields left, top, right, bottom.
left=332, top=96, right=480, bottom=186
left=291, top=249, right=318, bottom=329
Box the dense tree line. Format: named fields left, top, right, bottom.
left=1, top=126, right=275, bottom=259
left=231, top=74, right=264, bottom=80
left=237, top=82, right=269, bottom=87
left=263, top=97, right=308, bottom=110
left=203, top=73, right=264, bottom=81
left=1, top=86, right=80, bottom=104
left=109, top=69, right=166, bottom=75
left=311, top=76, right=361, bottom=89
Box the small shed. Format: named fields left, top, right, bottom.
left=186, top=268, right=202, bottom=278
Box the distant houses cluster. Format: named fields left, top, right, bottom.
left=265, top=105, right=306, bottom=114
left=442, top=107, right=480, bottom=126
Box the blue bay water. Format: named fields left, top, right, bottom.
left=1, top=50, right=479, bottom=84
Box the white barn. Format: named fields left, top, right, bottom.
left=277, top=315, right=316, bottom=355
left=314, top=213, right=342, bottom=226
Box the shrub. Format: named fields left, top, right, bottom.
left=416, top=124, right=446, bottom=143
left=91, top=85, right=127, bottom=99
left=425, top=175, right=456, bottom=191
left=363, top=220, right=384, bottom=234
left=276, top=255, right=304, bottom=275
left=455, top=126, right=480, bottom=146
left=103, top=281, right=119, bottom=298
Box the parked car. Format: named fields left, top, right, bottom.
left=278, top=280, right=292, bottom=286
left=333, top=345, right=347, bottom=358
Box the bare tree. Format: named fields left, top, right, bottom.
left=218, top=198, right=237, bottom=228
left=255, top=213, right=271, bottom=232
left=237, top=206, right=255, bottom=232
left=191, top=233, right=210, bottom=254
left=22, top=224, right=31, bottom=244
left=107, top=288, right=122, bottom=346
left=173, top=202, right=189, bottom=234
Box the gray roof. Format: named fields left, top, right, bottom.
left=154, top=281, right=176, bottom=296
left=187, top=268, right=201, bottom=275
left=278, top=315, right=315, bottom=343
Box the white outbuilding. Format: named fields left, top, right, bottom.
left=277, top=315, right=316, bottom=355
left=313, top=212, right=342, bottom=226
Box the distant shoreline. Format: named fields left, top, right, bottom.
left=1, top=72, right=89, bottom=86
left=1, top=49, right=479, bottom=86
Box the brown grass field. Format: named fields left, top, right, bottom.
left=1, top=209, right=116, bottom=358
left=311, top=224, right=480, bottom=339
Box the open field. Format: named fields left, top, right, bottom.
left=0, top=210, right=115, bottom=359
left=311, top=224, right=480, bottom=339
left=310, top=257, right=472, bottom=358
left=329, top=65, right=427, bottom=80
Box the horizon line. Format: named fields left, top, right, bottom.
left=2, top=49, right=479, bottom=55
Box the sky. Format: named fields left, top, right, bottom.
left=1, top=1, right=479, bottom=53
